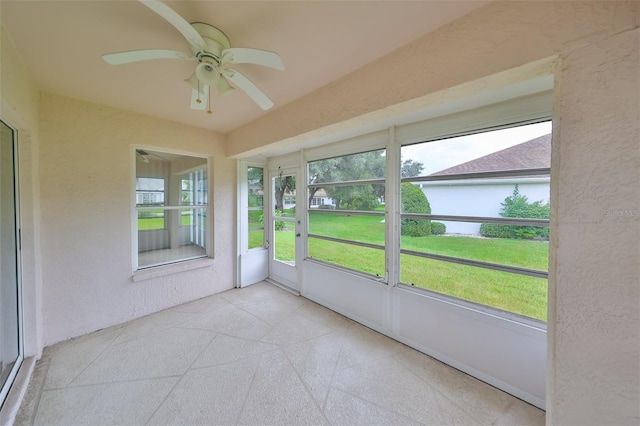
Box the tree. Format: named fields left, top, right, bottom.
left=308, top=157, right=340, bottom=207
left=308, top=150, right=385, bottom=210
left=307, top=153, right=425, bottom=210
left=401, top=159, right=424, bottom=178
left=274, top=175, right=295, bottom=211
left=401, top=182, right=432, bottom=237
left=247, top=167, right=264, bottom=208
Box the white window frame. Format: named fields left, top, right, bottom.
left=397, top=120, right=551, bottom=326
left=132, top=147, right=211, bottom=272
left=238, top=161, right=268, bottom=254
left=304, top=148, right=389, bottom=283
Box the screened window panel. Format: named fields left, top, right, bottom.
left=247, top=167, right=264, bottom=250
left=400, top=255, right=547, bottom=321
left=398, top=120, right=551, bottom=321
left=307, top=148, right=386, bottom=279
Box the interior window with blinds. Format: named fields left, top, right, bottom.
left=135, top=149, right=209, bottom=269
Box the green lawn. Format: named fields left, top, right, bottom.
left=265, top=212, right=548, bottom=321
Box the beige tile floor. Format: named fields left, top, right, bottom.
left=15, top=282, right=545, bottom=425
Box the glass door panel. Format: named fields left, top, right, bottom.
left=0, top=119, right=22, bottom=406
left=269, top=171, right=298, bottom=288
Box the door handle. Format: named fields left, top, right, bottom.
left=296, top=233, right=301, bottom=237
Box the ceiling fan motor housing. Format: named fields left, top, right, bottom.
left=191, top=23, right=231, bottom=64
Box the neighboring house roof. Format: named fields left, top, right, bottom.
left=312, top=188, right=330, bottom=198
left=429, top=134, right=551, bottom=176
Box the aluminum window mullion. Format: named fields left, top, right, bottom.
left=400, top=213, right=549, bottom=227
left=399, top=248, right=548, bottom=279
left=308, top=178, right=385, bottom=188
left=308, top=233, right=385, bottom=251
left=401, top=168, right=550, bottom=183
left=386, top=125, right=400, bottom=288
left=136, top=205, right=206, bottom=211
left=309, top=209, right=385, bottom=217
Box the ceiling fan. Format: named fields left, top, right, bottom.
left=103, top=0, right=284, bottom=113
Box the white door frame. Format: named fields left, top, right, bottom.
left=267, top=167, right=299, bottom=290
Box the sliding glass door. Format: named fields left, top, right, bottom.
left=0, top=119, right=22, bottom=407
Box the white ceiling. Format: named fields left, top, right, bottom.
left=2, top=0, right=488, bottom=133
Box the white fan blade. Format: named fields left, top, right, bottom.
left=221, top=48, right=285, bottom=71
left=222, top=68, right=274, bottom=110
left=139, top=0, right=206, bottom=51
left=103, top=49, right=194, bottom=65
left=190, top=87, right=208, bottom=110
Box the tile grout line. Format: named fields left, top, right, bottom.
left=388, top=356, right=449, bottom=424
left=225, top=300, right=286, bottom=330
left=390, top=354, right=486, bottom=425
left=393, top=351, right=513, bottom=424
left=281, top=349, right=332, bottom=425
left=233, top=351, right=265, bottom=425
left=38, top=374, right=185, bottom=392
left=109, top=309, right=216, bottom=346
left=58, top=325, right=128, bottom=389
left=188, top=346, right=281, bottom=373
left=328, top=385, right=423, bottom=425
left=232, top=296, right=309, bottom=328
left=321, top=322, right=351, bottom=413
left=143, top=332, right=220, bottom=426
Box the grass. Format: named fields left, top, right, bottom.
left=265, top=211, right=549, bottom=321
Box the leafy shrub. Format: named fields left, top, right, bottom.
left=430, top=221, right=446, bottom=235
left=259, top=209, right=292, bottom=231
left=401, top=183, right=431, bottom=237
left=480, top=185, right=550, bottom=240
left=249, top=210, right=262, bottom=223
left=479, top=223, right=523, bottom=238
left=270, top=210, right=285, bottom=231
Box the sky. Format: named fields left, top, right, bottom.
left=401, top=121, right=552, bottom=175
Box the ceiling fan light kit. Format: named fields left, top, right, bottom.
left=102, top=0, right=284, bottom=114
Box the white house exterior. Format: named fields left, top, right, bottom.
left=420, top=134, right=551, bottom=234
left=420, top=177, right=550, bottom=234
left=309, top=188, right=335, bottom=208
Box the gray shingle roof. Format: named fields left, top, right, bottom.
left=429, top=133, right=551, bottom=176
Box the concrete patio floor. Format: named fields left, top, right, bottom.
left=15, top=281, right=544, bottom=425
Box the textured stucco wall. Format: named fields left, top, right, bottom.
left=227, top=1, right=638, bottom=158
left=0, top=23, right=43, bottom=357
left=548, top=27, right=639, bottom=425
left=38, top=93, right=235, bottom=346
